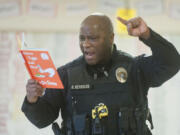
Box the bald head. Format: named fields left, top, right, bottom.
left=81, top=14, right=114, bottom=35
left=79, top=13, right=114, bottom=65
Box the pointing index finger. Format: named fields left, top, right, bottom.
left=117, top=17, right=128, bottom=25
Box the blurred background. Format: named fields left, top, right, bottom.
left=0, top=0, right=179, bottom=135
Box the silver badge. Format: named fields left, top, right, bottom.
left=115, top=67, right=128, bottom=83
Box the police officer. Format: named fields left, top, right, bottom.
left=22, top=13, right=180, bottom=135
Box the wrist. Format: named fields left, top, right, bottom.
left=140, top=27, right=151, bottom=40
left=26, top=96, right=38, bottom=103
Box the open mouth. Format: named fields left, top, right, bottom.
left=84, top=51, right=95, bottom=60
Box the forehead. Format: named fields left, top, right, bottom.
left=80, top=21, right=103, bottom=35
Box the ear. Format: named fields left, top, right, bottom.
left=110, top=33, right=114, bottom=45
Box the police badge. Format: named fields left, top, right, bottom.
left=115, top=67, right=128, bottom=83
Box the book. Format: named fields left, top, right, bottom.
left=16, top=34, right=64, bottom=89
left=19, top=49, right=64, bottom=89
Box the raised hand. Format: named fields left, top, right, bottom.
left=117, top=16, right=150, bottom=39
left=26, top=79, right=45, bottom=103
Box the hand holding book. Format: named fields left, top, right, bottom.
left=26, top=79, right=45, bottom=103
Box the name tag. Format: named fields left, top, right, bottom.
left=71, top=84, right=91, bottom=90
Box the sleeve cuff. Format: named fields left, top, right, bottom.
left=139, top=28, right=164, bottom=48
left=21, top=96, right=40, bottom=112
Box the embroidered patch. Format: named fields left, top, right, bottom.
left=115, top=67, right=128, bottom=83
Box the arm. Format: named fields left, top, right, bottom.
left=21, top=66, right=67, bottom=128
left=117, top=16, right=180, bottom=87
left=138, top=29, right=180, bottom=87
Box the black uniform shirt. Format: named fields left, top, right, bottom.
left=22, top=29, right=180, bottom=129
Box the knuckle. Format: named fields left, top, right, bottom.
left=28, top=79, right=33, bottom=83
left=137, top=16, right=142, bottom=20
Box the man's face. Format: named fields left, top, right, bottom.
left=79, top=22, right=113, bottom=65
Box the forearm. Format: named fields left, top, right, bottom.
left=140, top=28, right=180, bottom=67
left=138, top=28, right=180, bottom=87
left=22, top=96, right=60, bottom=128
